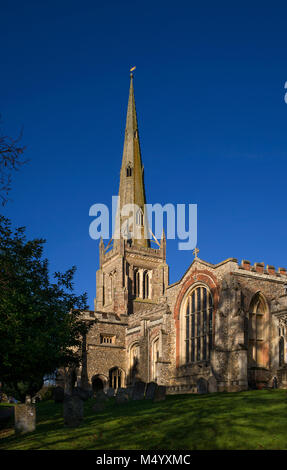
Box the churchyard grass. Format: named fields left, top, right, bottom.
left=0, top=389, right=286, bottom=450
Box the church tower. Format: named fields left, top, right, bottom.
left=95, top=72, right=169, bottom=315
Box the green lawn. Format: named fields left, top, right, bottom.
left=0, top=389, right=287, bottom=450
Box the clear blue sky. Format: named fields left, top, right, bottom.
left=1, top=0, right=287, bottom=308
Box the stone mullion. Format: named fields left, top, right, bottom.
left=139, top=269, right=144, bottom=298
left=148, top=271, right=152, bottom=299
left=200, top=288, right=204, bottom=361
left=188, top=296, right=192, bottom=363
left=194, top=293, right=198, bottom=362
left=206, top=297, right=210, bottom=359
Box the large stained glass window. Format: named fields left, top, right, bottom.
left=184, top=286, right=213, bottom=363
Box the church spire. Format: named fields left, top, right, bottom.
left=115, top=71, right=150, bottom=247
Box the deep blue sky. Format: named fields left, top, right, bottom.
left=1, top=0, right=287, bottom=308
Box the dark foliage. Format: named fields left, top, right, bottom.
left=0, top=119, right=27, bottom=205
left=0, top=216, right=89, bottom=401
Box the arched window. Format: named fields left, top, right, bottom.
left=109, top=273, right=114, bottom=302
left=143, top=271, right=149, bottom=299
left=248, top=293, right=268, bottom=367
left=134, top=269, right=140, bottom=297
left=103, top=273, right=106, bottom=306
left=151, top=337, right=160, bottom=381
left=279, top=336, right=285, bottom=367
left=130, top=343, right=140, bottom=369
left=136, top=208, right=143, bottom=226
left=128, top=343, right=140, bottom=384
left=109, top=367, right=124, bottom=390
left=182, top=285, right=213, bottom=364
left=126, top=165, right=132, bottom=177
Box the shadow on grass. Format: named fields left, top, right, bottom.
left=0, top=390, right=287, bottom=450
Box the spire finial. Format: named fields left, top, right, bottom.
left=193, top=247, right=199, bottom=258
left=130, top=66, right=136, bottom=78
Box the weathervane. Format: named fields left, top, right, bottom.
left=130, top=66, right=136, bottom=77
left=193, top=247, right=199, bottom=258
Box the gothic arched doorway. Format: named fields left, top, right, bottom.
left=91, top=374, right=108, bottom=393
left=92, top=377, right=104, bottom=393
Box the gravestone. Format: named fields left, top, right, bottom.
left=145, top=382, right=158, bottom=400
left=94, top=390, right=108, bottom=403
left=132, top=381, right=146, bottom=401
left=115, top=388, right=129, bottom=404
left=73, top=387, right=92, bottom=401
left=14, top=404, right=36, bottom=434
left=0, top=406, right=14, bottom=427
left=63, top=395, right=83, bottom=427
left=153, top=385, right=166, bottom=402
left=106, top=388, right=115, bottom=398
left=208, top=376, right=217, bottom=393
left=53, top=386, right=65, bottom=403
left=197, top=377, right=208, bottom=394
left=92, top=389, right=108, bottom=413
left=126, top=387, right=134, bottom=399
left=92, top=402, right=105, bottom=412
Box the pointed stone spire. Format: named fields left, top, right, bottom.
left=114, top=71, right=150, bottom=247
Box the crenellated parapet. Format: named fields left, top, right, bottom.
left=239, top=259, right=287, bottom=278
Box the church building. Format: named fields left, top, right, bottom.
left=68, top=73, right=287, bottom=394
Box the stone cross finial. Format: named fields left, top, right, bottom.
left=193, top=247, right=199, bottom=258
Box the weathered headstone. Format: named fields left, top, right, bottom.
left=92, top=389, right=108, bottom=413
left=153, top=385, right=166, bottom=402
left=126, top=386, right=134, bottom=399
left=197, top=377, right=208, bottom=394
left=73, top=387, right=92, bottom=401
left=145, top=382, right=158, bottom=400
left=92, top=402, right=105, bottom=412
left=115, top=388, right=129, bottom=404
left=207, top=376, right=217, bottom=393
left=63, top=395, right=83, bottom=427
left=53, top=386, right=65, bottom=403
left=0, top=406, right=14, bottom=426
left=94, top=390, right=108, bottom=402
left=106, top=388, right=115, bottom=398
left=14, top=404, right=36, bottom=434
left=132, top=381, right=146, bottom=401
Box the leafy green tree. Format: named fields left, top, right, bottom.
left=0, top=216, right=89, bottom=402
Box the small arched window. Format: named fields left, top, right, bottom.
left=136, top=208, right=143, bottom=226
left=151, top=337, right=160, bottom=381
left=182, top=286, right=213, bottom=364
left=134, top=269, right=140, bottom=297
left=126, top=165, right=132, bottom=177
left=129, top=343, right=140, bottom=384
left=143, top=271, right=149, bottom=299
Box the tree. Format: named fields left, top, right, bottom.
left=0, top=216, right=89, bottom=402
left=0, top=119, right=26, bottom=205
